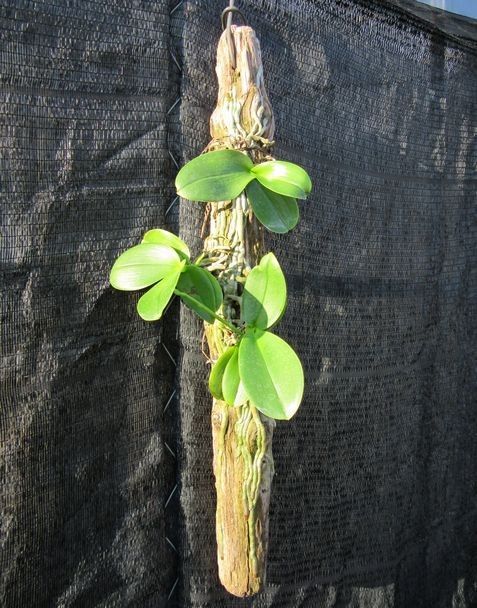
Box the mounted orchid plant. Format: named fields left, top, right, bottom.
left=109, top=150, right=311, bottom=420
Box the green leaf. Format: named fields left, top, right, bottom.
left=175, top=265, right=223, bottom=322
left=209, top=346, right=236, bottom=400
left=222, top=347, right=248, bottom=407
left=142, top=229, right=190, bottom=260
left=137, top=262, right=185, bottom=321
left=251, top=160, right=312, bottom=199
left=239, top=328, right=304, bottom=420
left=110, top=244, right=181, bottom=291
left=175, top=150, right=255, bottom=202
left=242, top=253, right=287, bottom=330
left=246, top=180, right=299, bottom=234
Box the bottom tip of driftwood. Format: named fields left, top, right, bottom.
left=219, top=575, right=264, bottom=598
left=223, top=587, right=262, bottom=598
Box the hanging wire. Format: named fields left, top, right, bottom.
left=221, top=0, right=247, bottom=69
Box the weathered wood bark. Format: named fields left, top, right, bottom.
left=203, top=26, right=276, bottom=597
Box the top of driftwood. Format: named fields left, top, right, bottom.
left=210, top=25, right=275, bottom=145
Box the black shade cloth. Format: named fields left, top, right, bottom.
left=1, top=1, right=476, bottom=607
left=0, top=2, right=178, bottom=605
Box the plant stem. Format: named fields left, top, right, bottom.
left=173, top=289, right=242, bottom=336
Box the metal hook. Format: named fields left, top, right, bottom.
left=221, top=4, right=247, bottom=30
left=221, top=1, right=247, bottom=70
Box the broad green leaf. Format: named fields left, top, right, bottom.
left=239, top=328, right=304, bottom=420
left=175, top=265, right=222, bottom=322
left=209, top=346, right=236, bottom=400
left=175, top=149, right=255, bottom=202
left=251, top=160, right=312, bottom=199
left=142, top=229, right=190, bottom=260
left=137, top=262, right=185, bottom=321
left=242, top=253, right=287, bottom=330
left=246, top=180, right=299, bottom=234
left=222, top=348, right=248, bottom=407
left=110, top=244, right=181, bottom=291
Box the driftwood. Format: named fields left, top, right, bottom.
left=203, top=26, right=276, bottom=597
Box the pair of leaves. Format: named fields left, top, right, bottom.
left=175, top=150, right=312, bottom=201
left=208, top=253, right=303, bottom=420
left=209, top=329, right=304, bottom=420
left=110, top=229, right=222, bottom=323
left=175, top=150, right=312, bottom=234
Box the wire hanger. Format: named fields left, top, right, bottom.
left=221, top=0, right=247, bottom=69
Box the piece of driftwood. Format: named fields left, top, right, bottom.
left=203, top=25, right=276, bottom=597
